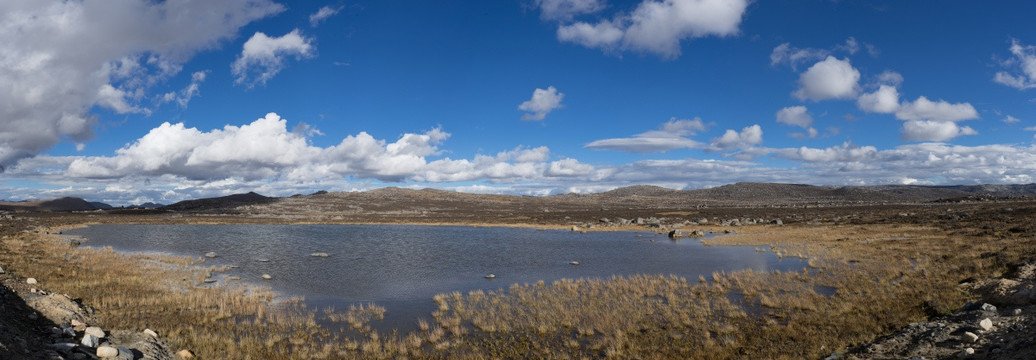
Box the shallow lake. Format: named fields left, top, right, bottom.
left=67, top=224, right=802, bottom=332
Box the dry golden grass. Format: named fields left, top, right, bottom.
left=2, top=215, right=1032, bottom=359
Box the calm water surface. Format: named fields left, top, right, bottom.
left=68, top=224, right=801, bottom=331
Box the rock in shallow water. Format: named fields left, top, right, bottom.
left=310, top=252, right=329, bottom=257
left=204, top=252, right=218, bottom=258
left=261, top=274, right=272, bottom=280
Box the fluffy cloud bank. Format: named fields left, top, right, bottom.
left=552, top=0, right=748, bottom=58
left=5, top=113, right=1036, bottom=205
left=0, top=0, right=283, bottom=167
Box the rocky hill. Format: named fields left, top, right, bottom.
left=0, top=197, right=100, bottom=212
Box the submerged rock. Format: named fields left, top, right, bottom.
left=204, top=252, right=218, bottom=258
left=261, top=274, right=272, bottom=280
left=309, top=252, right=330, bottom=258
left=569, top=261, right=579, bottom=266
left=484, top=274, right=496, bottom=279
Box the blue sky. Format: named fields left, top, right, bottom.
left=2, top=0, right=1036, bottom=205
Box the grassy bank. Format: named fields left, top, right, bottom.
left=1, top=208, right=1033, bottom=359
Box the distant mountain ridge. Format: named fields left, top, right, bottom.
left=3, top=183, right=1036, bottom=213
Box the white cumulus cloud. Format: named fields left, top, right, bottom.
left=518, top=86, right=565, bottom=121
left=994, top=39, right=1036, bottom=90
left=794, top=56, right=861, bottom=101
left=900, top=120, right=978, bottom=142
left=711, top=124, right=762, bottom=149
left=556, top=0, right=748, bottom=59
left=895, top=96, right=979, bottom=122
left=232, top=29, right=315, bottom=88
left=857, top=85, right=900, bottom=113
left=0, top=0, right=282, bottom=166
left=775, top=106, right=813, bottom=128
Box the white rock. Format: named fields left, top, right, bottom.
left=204, top=252, right=218, bottom=258
left=963, top=347, right=975, bottom=356
left=979, top=318, right=993, bottom=331
left=963, top=331, right=978, bottom=343
left=261, top=274, right=272, bottom=280
left=0, top=265, right=4, bottom=273
left=26, top=277, right=38, bottom=284
left=1013, top=308, right=1022, bottom=316
left=143, top=329, right=158, bottom=338
left=85, top=326, right=106, bottom=338
left=484, top=274, right=496, bottom=279
left=96, top=346, right=118, bottom=357
left=81, top=334, right=100, bottom=348
left=309, top=252, right=329, bottom=257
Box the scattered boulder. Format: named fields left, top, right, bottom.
left=204, top=252, right=218, bottom=258
left=0, top=265, right=4, bottom=273
left=116, top=346, right=134, bottom=360
left=96, top=346, right=119, bottom=358
left=27, top=277, right=38, bottom=285
left=85, top=326, right=106, bottom=338
left=668, top=229, right=682, bottom=238
left=81, top=333, right=100, bottom=348
left=689, top=229, right=706, bottom=237
left=177, top=349, right=195, bottom=359
left=143, top=329, right=158, bottom=338
left=771, top=218, right=783, bottom=225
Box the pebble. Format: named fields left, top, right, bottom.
left=261, top=274, right=272, bottom=280
left=143, top=328, right=158, bottom=338
left=484, top=274, right=496, bottom=279
left=27, top=277, right=38, bottom=285
left=981, top=303, right=997, bottom=312
left=569, top=261, right=579, bottom=265
left=96, top=346, right=118, bottom=358
left=204, top=252, right=218, bottom=258
left=962, top=347, right=975, bottom=356
left=963, top=331, right=978, bottom=343
left=979, top=318, right=993, bottom=332
left=85, top=326, right=106, bottom=338
left=81, top=334, right=100, bottom=348
left=1013, top=308, right=1022, bottom=316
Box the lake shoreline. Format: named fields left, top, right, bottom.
left=3, top=201, right=1036, bottom=358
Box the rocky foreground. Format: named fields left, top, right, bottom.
left=0, top=271, right=187, bottom=359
